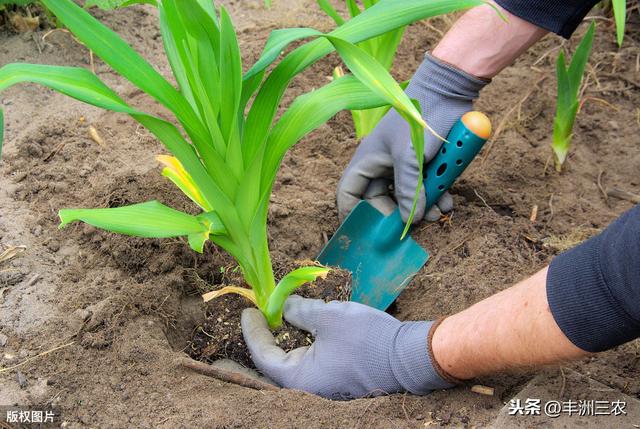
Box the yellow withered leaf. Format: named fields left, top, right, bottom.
left=202, top=286, right=257, bottom=305
left=156, top=155, right=212, bottom=211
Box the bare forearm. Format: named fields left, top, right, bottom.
left=432, top=2, right=548, bottom=79
left=431, top=267, right=587, bottom=380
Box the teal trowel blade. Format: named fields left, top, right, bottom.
left=317, top=113, right=491, bottom=311
left=317, top=201, right=429, bottom=311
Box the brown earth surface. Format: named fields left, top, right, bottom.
left=1, top=1, right=639, bottom=428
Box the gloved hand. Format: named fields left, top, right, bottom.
left=337, top=53, right=489, bottom=223
left=241, top=295, right=458, bottom=400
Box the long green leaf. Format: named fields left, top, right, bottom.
left=158, top=3, right=198, bottom=112
left=345, top=0, right=361, bottom=18
left=262, top=77, right=387, bottom=186
left=326, top=35, right=425, bottom=128
left=567, top=22, right=595, bottom=97
left=0, top=63, right=238, bottom=203
left=166, top=0, right=228, bottom=159
left=59, top=201, right=224, bottom=253
left=317, top=0, right=345, bottom=26
left=315, top=0, right=405, bottom=138
left=399, top=99, right=425, bottom=237
left=160, top=0, right=221, bottom=127
left=175, top=0, right=222, bottom=112
left=612, top=0, right=626, bottom=47
left=244, top=27, right=324, bottom=81
left=0, top=63, right=130, bottom=112
left=196, top=0, right=218, bottom=22
left=362, top=0, right=379, bottom=9
left=265, top=266, right=330, bottom=328
left=352, top=79, right=409, bottom=138
left=39, top=0, right=212, bottom=151
left=555, top=52, right=571, bottom=111
left=553, top=52, right=572, bottom=171
left=219, top=6, right=244, bottom=179
left=219, top=6, right=242, bottom=139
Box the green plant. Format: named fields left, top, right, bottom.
left=0, top=0, right=483, bottom=328
left=612, top=0, right=627, bottom=46
left=553, top=21, right=595, bottom=172
left=319, top=0, right=407, bottom=138
left=84, top=0, right=156, bottom=9
left=600, top=0, right=633, bottom=46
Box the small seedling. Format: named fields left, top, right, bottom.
left=552, top=22, right=595, bottom=172
left=611, top=0, right=627, bottom=46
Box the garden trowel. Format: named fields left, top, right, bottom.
left=318, top=112, right=491, bottom=311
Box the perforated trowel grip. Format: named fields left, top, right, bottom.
left=423, top=112, right=491, bottom=210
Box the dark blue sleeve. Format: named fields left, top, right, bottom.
left=494, top=0, right=600, bottom=38
left=547, top=204, right=640, bottom=352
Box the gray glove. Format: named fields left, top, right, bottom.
left=337, top=53, right=489, bottom=223
left=241, top=296, right=456, bottom=400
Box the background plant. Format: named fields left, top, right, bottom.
left=318, top=0, right=407, bottom=138
left=553, top=21, right=595, bottom=172
left=0, top=0, right=483, bottom=328
left=600, top=0, right=636, bottom=46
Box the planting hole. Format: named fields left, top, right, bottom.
left=436, top=163, right=447, bottom=177
left=441, top=147, right=446, bottom=155
left=456, top=159, right=463, bottom=166
left=456, top=140, right=463, bottom=147
left=438, top=185, right=445, bottom=190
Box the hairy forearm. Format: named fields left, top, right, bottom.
left=431, top=267, right=588, bottom=380
left=432, top=2, right=548, bottom=79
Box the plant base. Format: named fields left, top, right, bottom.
left=189, top=265, right=351, bottom=368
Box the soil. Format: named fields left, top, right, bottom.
left=1, top=1, right=639, bottom=428
left=188, top=265, right=351, bottom=369
left=0, top=3, right=52, bottom=33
